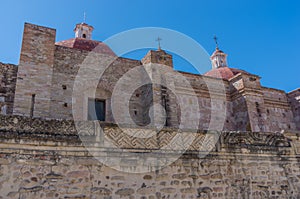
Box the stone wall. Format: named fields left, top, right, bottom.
left=50, top=44, right=233, bottom=130
left=263, top=87, right=296, bottom=131
left=50, top=45, right=88, bottom=120
left=229, top=73, right=298, bottom=132
left=48, top=41, right=299, bottom=132
left=288, top=89, right=300, bottom=130
left=0, top=114, right=299, bottom=198
left=178, top=72, right=234, bottom=131
left=51, top=45, right=143, bottom=122
left=0, top=62, right=17, bottom=115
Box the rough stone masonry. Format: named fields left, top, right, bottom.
left=0, top=115, right=299, bottom=198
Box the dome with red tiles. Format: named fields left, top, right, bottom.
left=55, top=38, right=116, bottom=56
left=204, top=67, right=251, bottom=80
left=205, top=43, right=253, bottom=80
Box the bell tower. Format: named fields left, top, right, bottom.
left=74, top=23, right=94, bottom=40
left=210, top=36, right=228, bottom=69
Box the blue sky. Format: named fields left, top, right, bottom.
left=0, top=0, right=299, bottom=92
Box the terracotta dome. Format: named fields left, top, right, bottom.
left=204, top=67, right=251, bottom=80
left=55, top=38, right=116, bottom=56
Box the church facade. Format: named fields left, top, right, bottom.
left=0, top=22, right=299, bottom=132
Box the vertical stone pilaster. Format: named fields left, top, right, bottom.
left=13, top=23, right=56, bottom=118
left=288, top=89, right=300, bottom=130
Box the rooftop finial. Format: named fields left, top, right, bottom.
left=213, top=35, right=219, bottom=49
left=156, top=37, right=162, bottom=50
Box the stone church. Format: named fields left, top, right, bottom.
left=0, top=22, right=299, bottom=132
left=0, top=22, right=300, bottom=199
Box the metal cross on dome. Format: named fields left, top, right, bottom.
left=156, top=37, right=162, bottom=50
left=213, top=35, right=219, bottom=49
left=83, top=11, right=86, bottom=23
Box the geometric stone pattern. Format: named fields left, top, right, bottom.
left=0, top=115, right=298, bottom=198
left=222, top=131, right=291, bottom=150
left=0, top=115, right=292, bottom=152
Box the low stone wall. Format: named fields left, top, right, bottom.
left=0, top=63, right=18, bottom=115
left=0, top=114, right=300, bottom=198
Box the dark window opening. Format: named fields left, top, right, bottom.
left=88, top=98, right=105, bottom=121
left=288, top=124, right=291, bottom=129
left=134, top=110, right=137, bottom=115
left=82, top=34, right=86, bottom=38
left=255, top=102, right=261, bottom=116
left=267, top=109, right=270, bottom=114
left=257, top=108, right=261, bottom=116
left=64, top=103, right=68, bottom=107
left=162, top=90, right=169, bottom=127
left=30, top=94, right=35, bottom=118
left=62, top=85, right=67, bottom=90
